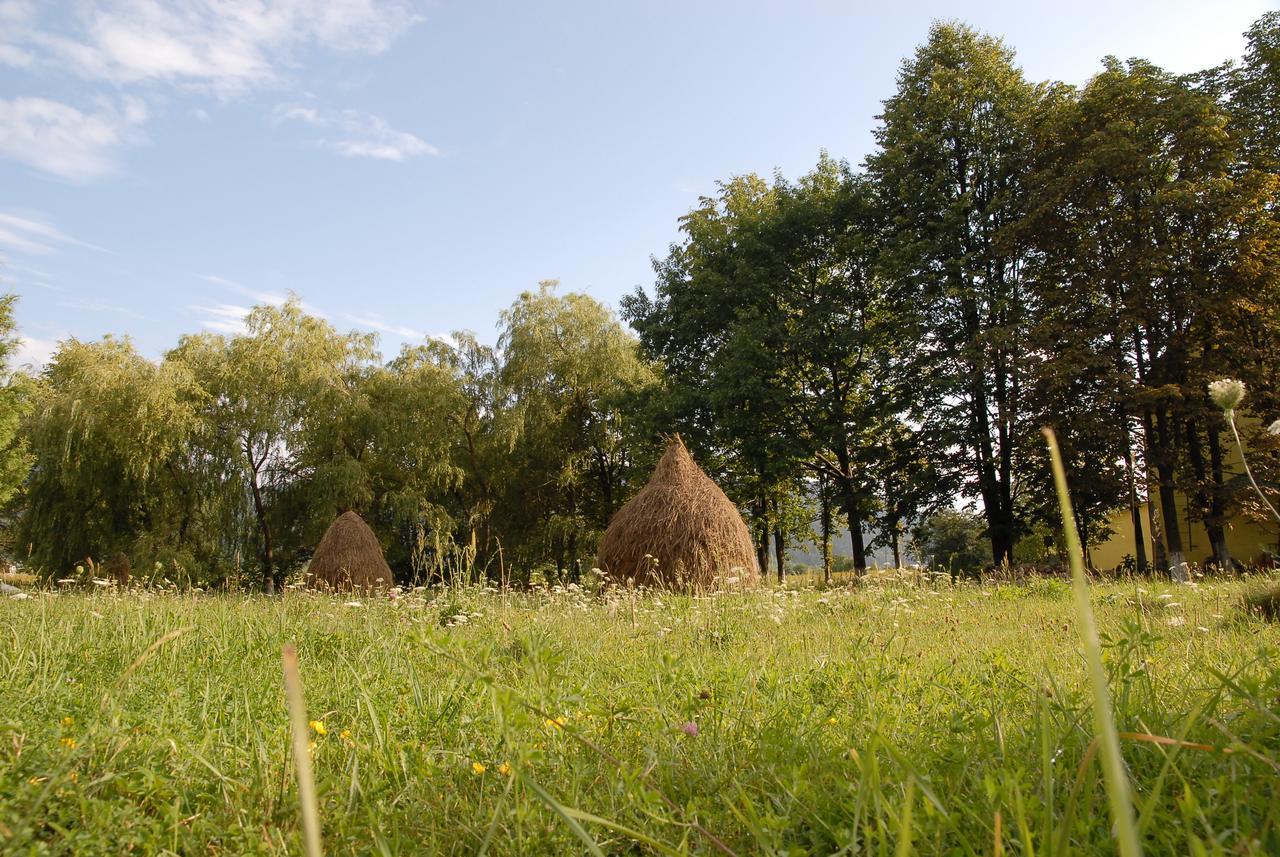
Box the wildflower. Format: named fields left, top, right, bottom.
left=677, top=721, right=699, bottom=737
left=68, top=771, right=78, bottom=784
left=1208, top=378, right=1246, bottom=414
left=339, top=729, right=352, bottom=744
left=61, top=716, right=74, bottom=728
left=827, top=717, right=838, bottom=725
left=497, top=761, right=511, bottom=776
left=1270, top=420, right=1280, bottom=436
left=59, top=737, right=76, bottom=749
left=472, top=762, right=487, bottom=775
left=307, top=740, right=317, bottom=755
left=544, top=717, right=566, bottom=731
left=309, top=720, right=327, bottom=736
left=1167, top=615, right=1186, bottom=627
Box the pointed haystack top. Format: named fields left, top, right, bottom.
left=597, top=435, right=759, bottom=590
left=308, top=511, right=393, bottom=590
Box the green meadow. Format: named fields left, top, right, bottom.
left=1, top=575, right=1277, bottom=855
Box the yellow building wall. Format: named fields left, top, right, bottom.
left=1090, top=497, right=1277, bottom=571
left=1089, top=423, right=1277, bottom=570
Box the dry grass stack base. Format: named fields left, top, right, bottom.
left=597, top=435, right=759, bottom=590
left=308, top=511, right=394, bottom=591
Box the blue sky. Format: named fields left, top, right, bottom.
left=0, top=0, right=1274, bottom=367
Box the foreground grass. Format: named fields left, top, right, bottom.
left=1, top=576, right=1278, bottom=855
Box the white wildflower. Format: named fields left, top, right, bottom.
left=1208, top=378, right=1246, bottom=413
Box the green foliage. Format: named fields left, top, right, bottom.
left=914, top=509, right=990, bottom=576
left=0, top=294, right=32, bottom=524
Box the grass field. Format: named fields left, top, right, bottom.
left=1, top=574, right=1278, bottom=855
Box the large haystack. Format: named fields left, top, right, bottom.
left=597, top=435, right=759, bottom=590
left=308, top=511, right=393, bottom=590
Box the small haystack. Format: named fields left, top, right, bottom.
left=308, top=511, right=393, bottom=590
left=597, top=435, right=759, bottom=590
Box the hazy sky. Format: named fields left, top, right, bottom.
left=1, top=0, right=1274, bottom=367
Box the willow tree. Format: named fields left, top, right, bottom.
left=497, top=282, right=655, bottom=572
left=0, top=294, right=32, bottom=523
left=169, top=299, right=378, bottom=592
left=18, top=336, right=205, bottom=575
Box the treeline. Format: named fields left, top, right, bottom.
left=626, top=15, right=1280, bottom=580
left=2, top=16, right=1280, bottom=587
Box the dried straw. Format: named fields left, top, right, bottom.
left=307, top=511, right=393, bottom=590
left=597, top=435, right=759, bottom=591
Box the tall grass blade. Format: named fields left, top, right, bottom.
left=282, top=643, right=324, bottom=857
left=1042, top=427, right=1141, bottom=857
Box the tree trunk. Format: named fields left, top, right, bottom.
left=820, top=482, right=833, bottom=584
left=754, top=498, right=770, bottom=578
left=1151, top=409, right=1187, bottom=581
left=772, top=525, right=785, bottom=584
left=1124, top=444, right=1149, bottom=574
left=1185, top=416, right=1230, bottom=571
left=1206, top=424, right=1233, bottom=571
left=245, top=444, right=274, bottom=595
left=850, top=522, right=867, bottom=573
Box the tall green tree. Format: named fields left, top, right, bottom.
left=19, top=337, right=209, bottom=576
left=169, top=299, right=378, bottom=592
left=0, top=294, right=33, bottom=524
left=1019, top=56, right=1280, bottom=576
left=498, top=282, right=655, bottom=573
left=868, top=22, right=1038, bottom=567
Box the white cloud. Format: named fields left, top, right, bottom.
left=0, top=96, right=148, bottom=180
left=275, top=104, right=437, bottom=160
left=6, top=1, right=422, bottom=93
left=12, top=335, right=59, bottom=373
left=13, top=334, right=59, bottom=370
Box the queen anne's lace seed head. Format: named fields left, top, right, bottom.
left=1208, top=378, right=1246, bottom=414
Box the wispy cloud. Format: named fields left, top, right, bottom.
left=275, top=105, right=437, bottom=161
left=0, top=96, right=148, bottom=180
left=0, top=2, right=423, bottom=178
left=199, top=274, right=326, bottom=319
left=191, top=302, right=253, bottom=334
left=2, top=1, right=422, bottom=93
left=57, top=296, right=147, bottom=319
left=345, top=312, right=424, bottom=340
left=0, top=211, right=112, bottom=256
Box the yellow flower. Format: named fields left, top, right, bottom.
left=309, top=720, right=327, bottom=736
left=544, top=717, right=566, bottom=731
left=59, top=737, right=76, bottom=749
left=497, top=762, right=511, bottom=776
left=60, top=716, right=74, bottom=728
left=68, top=771, right=78, bottom=784
left=827, top=717, right=838, bottom=725
left=472, top=762, right=487, bottom=775
left=339, top=729, right=352, bottom=744
left=307, top=740, right=317, bottom=755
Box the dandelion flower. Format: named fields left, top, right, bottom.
left=472, top=762, right=487, bottom=775
left=1208, top=378, right=1246, bottom=413
left=309, top=720, right=327, bottom=736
